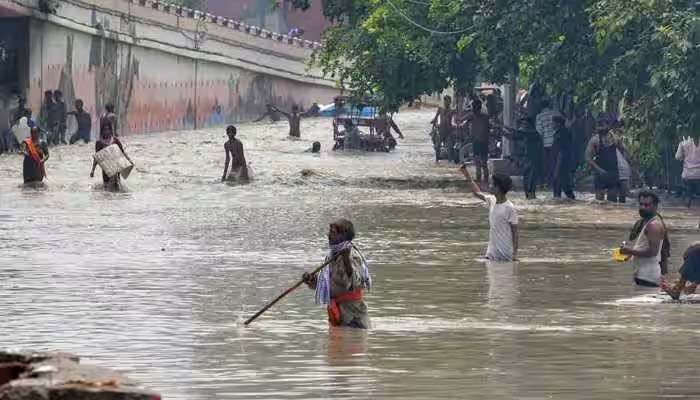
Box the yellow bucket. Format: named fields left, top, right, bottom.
left=612, top=248, right=630, bottom=262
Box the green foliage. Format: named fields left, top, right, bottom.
left=292, top=0, right=698, bottom=181
left=310, top=0, right=479, bottom=111
left=590, top=1, right=699, bottom=182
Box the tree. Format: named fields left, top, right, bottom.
left=292, top=0, right=698, bottom=184
left=308, top=0, right=481, bottom=112
left=298, top=0, right=601, bottom=109
left=589, top=1, right=699, bottom=185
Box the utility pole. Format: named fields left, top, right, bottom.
left=501, top=69, right=517, bottom=158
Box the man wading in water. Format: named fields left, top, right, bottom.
left=465, top=99, right=491, bottom=184
left=619, top=191, right=667, bottom=287
left=460, top=165, right=519, bottom=261
left=271, top=104, right=310, bottom=138
left=303, top=219, right=371, bottom=328
left=103, top=103, right=118, bottom=137
left=90, top=120, right=133, bottom=191
left=430, top=95, right=454, bottom=162
left=222, top=125, right=249, bottom=183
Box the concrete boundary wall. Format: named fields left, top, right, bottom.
left=1, top=0, right=338, bottom=136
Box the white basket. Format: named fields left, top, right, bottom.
left=94, top=144, right=133, bottom=179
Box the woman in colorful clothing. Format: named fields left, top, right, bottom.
left=20, top=126, right=49, bottom=184
left=303, top=219, right=371, bottom=329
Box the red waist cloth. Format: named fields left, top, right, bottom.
left=327, top=289, right=363, bottom=326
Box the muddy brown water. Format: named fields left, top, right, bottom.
left=1, top=110, right=699, bottom=399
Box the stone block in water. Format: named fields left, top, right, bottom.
left=0, top=350, right=160, bottom=400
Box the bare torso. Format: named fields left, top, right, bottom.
left=225, top=139, right=245, bottom=167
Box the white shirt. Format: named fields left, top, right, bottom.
left=12, top=117, right=30, bottom=144
left=617, top=149, right=631, bottom=180
left=675, top=138, right=700, bottom=180
left=484, top=195, right=518, bottom=261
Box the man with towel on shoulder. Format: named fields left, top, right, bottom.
left=619, top=191, right=668, bottom=287
left=303, top=219, right=372, bottom=329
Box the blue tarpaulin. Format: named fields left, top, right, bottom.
left=318, top=103, right=377, bottom=118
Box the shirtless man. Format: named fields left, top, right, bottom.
left=271, top=104, right=311, bottom=138
left=102, top=103, right=118, bottom=137
left=465, top=99, right=491, bottom=183
left=90, top=121, right=133, bottom=191
left=452, top=99, right=471, bottom=164
left=375, top=113, right=404, bottom=139
left=430, top=96, right=454, bottom=162
left=222, top=125, right=249, bottom=182
left=253, top=104, right=281, bottom=123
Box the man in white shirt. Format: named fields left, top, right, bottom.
left=675, top=133, right=700, bottom=207
left=459, top=165, right=519, bottom=261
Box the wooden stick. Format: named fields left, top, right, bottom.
left=243, top=252, right=342, bottom=326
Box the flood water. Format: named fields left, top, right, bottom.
left=1, top=110, right=699, bottom=399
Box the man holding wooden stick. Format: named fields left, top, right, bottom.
left=244, top=219, right=371, bottom=327
left=303, top=219, right=372, bottom=329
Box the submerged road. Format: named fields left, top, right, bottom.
left=1, top=110, right=699, bottom=399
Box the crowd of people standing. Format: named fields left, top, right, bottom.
left=2, top=91, right=698, bottom=330
left=0, top=91, right=102, bottom=156
left=0, top=91, right=130, bottom=189
left=431, top=89, right=697, bottom=208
